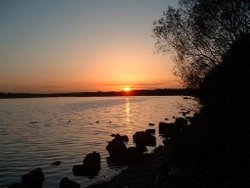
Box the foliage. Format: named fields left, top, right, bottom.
left=153, top=0, right=250, bottom=88
left=199, top=34, right=250, bottom=108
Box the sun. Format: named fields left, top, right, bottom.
left=123, top=86, right=131, bottom=92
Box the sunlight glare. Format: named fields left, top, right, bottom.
left=123, top=86, right=131, bottom=92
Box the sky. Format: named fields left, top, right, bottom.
left=0, top=0, right=180, bottom=93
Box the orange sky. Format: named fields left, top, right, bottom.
left=0, top=1, right=180, bottom=93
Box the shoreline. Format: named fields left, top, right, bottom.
left=0, top=88, right=196, bottom=99
left=86, top=116, right=194, bottom=188
left=87, top=145, right=169, bottom=188
left=86, top=108, right=250, bottom=188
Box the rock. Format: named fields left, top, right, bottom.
left=73, top=152, right=101, bottom=177
left=124, top=147, right=144, bottom=163
left=159, top=122, right=174, bottom=134
left=159, top=118, right=187, bottom=139
left=106, top=138, right=127, bottom=158
left=159, top=122, right=178, bottom=139
left=72, top=164, right=100, bottom=178
left=111, top=134, right=129, bottom=142
left=52, top=161, right=61, bottom=166
left=21, top=168, right=44, bottom=188
left=145, top=129, right=155, bottom=135
left=60, top=177, right=80, bottom=188
left=133, top=131, right=156, bottom=147
left=83, top=152, right=101, bottom=166
left=174, top=117, right=188, bottom=128
left=148, top=123, right=155, bottom=126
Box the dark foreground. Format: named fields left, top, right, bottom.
left=88, top=109, right=250, bottom=188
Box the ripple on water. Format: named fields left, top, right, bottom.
left=0, top=96, right=197, bottom=187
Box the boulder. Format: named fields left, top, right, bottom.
left=133, top=131, right=156, bottom=147
left=21, top=168, right=44, bottom=188
left=159, top=122, right=174, bottom=134
left=124, top=147, right=144, bottom=164
left=159, top=122, right=178, bottom=139
left=73, top=152, right=101, bottom=178
left=72, top=164, right=100, bottom=178
left=111, top=134, right=129, bottom=142
left=83, top=152, right=100, bottom=166
left=173, top=117, right=187, bottom=128
left=148, top=123, right=155, bottom=126
left=60, top=177, right=80, bottom=188
left=106, top=138, right=127, bottom=158
left=145, top=129, right=155, bottom=135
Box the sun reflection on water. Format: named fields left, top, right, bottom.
left=125, top=97, right=130, bottom=123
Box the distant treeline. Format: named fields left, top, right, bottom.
left=0, top=88, right=197, bottom=99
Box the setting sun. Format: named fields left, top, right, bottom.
left=123, top=87, right=131, bottom=92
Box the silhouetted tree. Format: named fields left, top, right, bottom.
left=153, top=0, right=249, bottom=88
left=200, top=34, right=250, bottom=109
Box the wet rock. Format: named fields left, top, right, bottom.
left=173, top=117, right=188, bottom=128
left=83, top=152, right=101, bottom=166
left=124, top=147, right=144, bottom=163
left=159, top=122, right=174, bottom=134
left=145, top=129, right=155, bottom=135
left=133, top=131, right=156, bottom=147
left=21, top=168, right=44, bottom=188
left=111, top=134, right=129, bottom=142
left=60, top=177, right=80, bottom=188
left=159, top=122, right=179, bottom=139
left=72, top=164, right=100, bottom=178
left=52, top=161, right=61, bottom=166
left=73, top=152, right=101, bottom=178
left=106, top=138, right=127, bottom=158
left=148, top=123, right=155, bottom=126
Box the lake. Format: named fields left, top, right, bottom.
left=0, top=96, right=196, bottom=187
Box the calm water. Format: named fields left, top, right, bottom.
left=0, top=96, right=196, bottom=187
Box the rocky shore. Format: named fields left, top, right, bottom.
left=9, top=108, right=250, bottom=188
left=88, top=107, right=250, bottom=188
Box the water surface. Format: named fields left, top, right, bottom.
left=0, top=96, right=196, bottom=187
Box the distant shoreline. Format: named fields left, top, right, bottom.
left=0, top=88, right=196, bottom=99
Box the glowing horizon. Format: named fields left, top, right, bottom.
left=0, top=1, right=180, bottom=93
